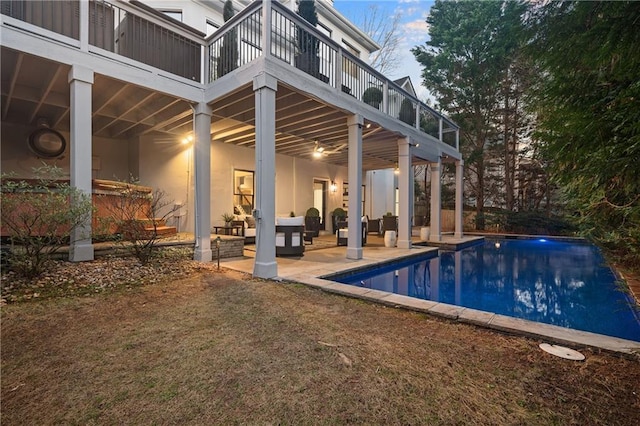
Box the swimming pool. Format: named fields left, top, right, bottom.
left=329, top=239, right=640, bottom=342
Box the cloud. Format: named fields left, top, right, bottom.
left=405, top=19, right=429, bottom=32
left=402, top=19, right=430, bottom=45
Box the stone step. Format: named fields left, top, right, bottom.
left=143, top=225, right=177, bottom=237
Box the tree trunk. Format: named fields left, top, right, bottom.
left=475, top=139, right=486, bottom=230
left=504, top=91, right=514, bottom=211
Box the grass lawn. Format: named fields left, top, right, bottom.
left=2, top=268, right=639, bottom=425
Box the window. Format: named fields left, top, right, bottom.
left=206, top=20, right=219, bottom=37
left=159, top=10, right=182, bottom=22
left=395, top=187, right=399, bottom=216
left=342, top=39, right=360, bottom=78
left=342, top=182, right=366, bottom=213
left=233, top=170, right=254, bottom=215
left=317, top=22, right=332, bottom=38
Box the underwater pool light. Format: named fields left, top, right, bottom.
left=538, top=238, right=548, bottom=243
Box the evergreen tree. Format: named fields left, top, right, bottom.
left=412, top=0, right=529, bottom=228
left=295, top=0, right=320, bottom=78
left=399, top=98, right=415, bottom=127
left=530, top=1, right=640, bottom=264
left=217, top=0, right=238, bottom=78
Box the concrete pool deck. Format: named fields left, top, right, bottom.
left=221, top=233, right=640, bottom=357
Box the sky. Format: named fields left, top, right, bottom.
left=333, top=0, right=435, bottom=101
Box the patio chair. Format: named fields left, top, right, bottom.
left=336, top=217, right=367, bottom=246
left=275, top=216, right=305, bottom=256
left=367, top=218, right=381, bottom=236
left=382, top=215, right=398, bottom=234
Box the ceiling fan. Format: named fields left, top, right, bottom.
left=153, top=134, right=192, bottom=145
left=312, top=141, right=346, bottom=158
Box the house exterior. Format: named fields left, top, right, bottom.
left=0, top=0, right=464, bottom=279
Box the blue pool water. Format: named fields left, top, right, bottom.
left=330, top=239, right=640, bottom=341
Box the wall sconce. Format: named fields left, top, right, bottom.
left=394, top=163, right=400, bottom=175
left=181, top=135, right=193, bottom=145
left=330, top=181, right=337, bottom=193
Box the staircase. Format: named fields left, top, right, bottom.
left=119, top=218, right=177, bottom=239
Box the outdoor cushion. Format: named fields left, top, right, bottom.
left=245, top=215, right=256, bottom=228
left=275, top=216, right=304, bottom=226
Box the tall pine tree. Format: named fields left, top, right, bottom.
left=530, top=1, right=640, bottom=264
left=413, top=0, right=529, bottom=228
left=217, top=0, right=238, bottom=78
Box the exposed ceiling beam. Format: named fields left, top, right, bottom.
left=2, top=52, right=23, bottom=120
left=94, top=92, right=157, bottom=135
left=93, top=83, right=130, bottom=116
left=27, top=64, right=63, bottom=124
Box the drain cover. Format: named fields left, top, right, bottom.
left=539, top=343, right=585, bottom=361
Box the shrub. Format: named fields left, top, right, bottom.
left=306, top=207, right=320, bottom=217
left=1, top=165, right=94, bottom=278
left=486, top=210, right=576, bottom=236
left=99, top=181, right=177, bottom=265
left=399, top=98, right=415, bottom=126
left=332, top=207, right=346, bottom=219
left=363, top=87, right=383, bottom=107
left=216, top=0, right=238, bottom=78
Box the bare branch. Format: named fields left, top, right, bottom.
left=358, top=5, right=402, bottom=74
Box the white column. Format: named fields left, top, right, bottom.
left=68, top=65, right=94, bottom=262
left=382, top=81, right=389, bottom=114
left=193, top=103, right=213, bottom=262
left=253, top=72, right=278, bottom=278
left=79, top=0, right=89, bottom=51
left=454, top=250, right=462, bottom=305
left=429, top=158, right=442, bottom=242
left=335, top=46, right=343, bottom=92
left=454, top=159, right=464, bottom=239
left=430, top=256, right=440, bottom=300
left=261, top=0, right=272, bottom=58
left=397, top=137, right=412, bottom=249
left=346, top=114, right=363, bottom=260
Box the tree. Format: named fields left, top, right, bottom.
left=357, top=4, right=402, bottom=74
left=530, top=1, right=640, bottom=265
left=295, top=0, right=321, bottom=78
left=100, top=181, right=178, bottom=265
left=216, top=0, right=238, bottom=78
left=297, top=0, right=318, bottom=26
left=412, top=0, right=528, bottom=228
left=1, top=165, right=94, bottom=278
left=399, top=98, right=415, bottom=126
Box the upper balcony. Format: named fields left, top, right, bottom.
left=1, top=0, right=459, bottom=164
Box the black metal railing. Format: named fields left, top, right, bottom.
left=91, top=0, right=202, bottom=81
left=207, top=2, right=262, bottom=82
left=1, top=0, right=458, bottom=147
left=1, top=0, right=80, bottom=39
left=266, top=3, right=458, bottom=147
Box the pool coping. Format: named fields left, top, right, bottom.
left=221, top=236, right=640, bottom=358
left=292, top=275, right=640, bottom=358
